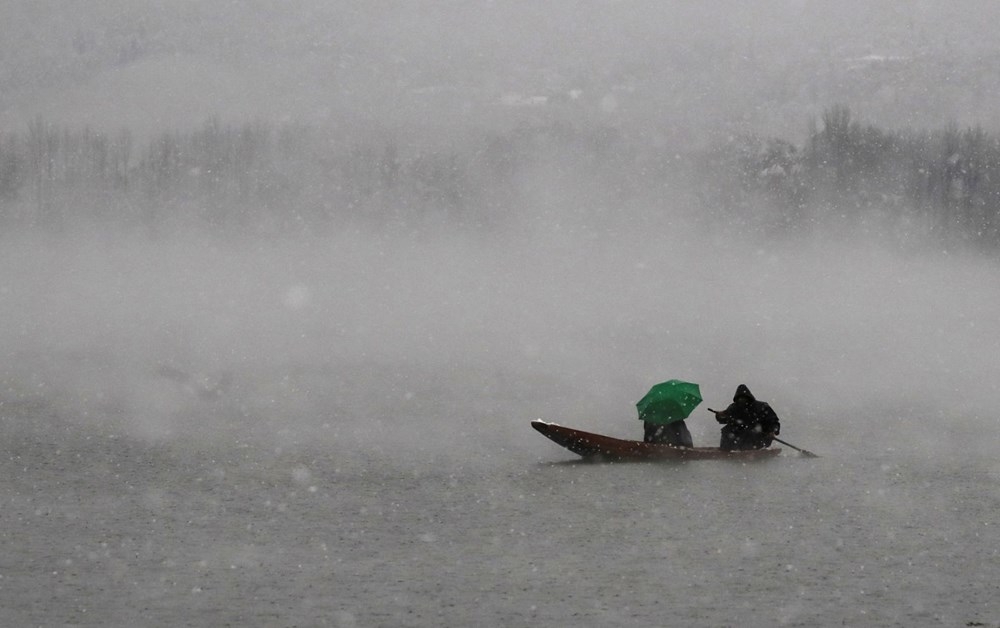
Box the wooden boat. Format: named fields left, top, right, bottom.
left=531, top=420, right=781, bottom=462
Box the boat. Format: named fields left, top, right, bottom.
left=531, top=420, right=782, bottom=462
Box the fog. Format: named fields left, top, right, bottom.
left=4, top=217, right=998, bottom=458
left=6, top=2, right=1000, bottom=136
left=4, top=3, right=1000, bottom=626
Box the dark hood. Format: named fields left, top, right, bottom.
left=733, top=384, right=756, bottom=402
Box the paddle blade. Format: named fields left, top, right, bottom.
left=771, top=436, right=819, bottom=458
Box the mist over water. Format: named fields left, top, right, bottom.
left=3, top=209, right=997, bottom=461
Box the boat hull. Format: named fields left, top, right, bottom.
left=531, top=420, right=781, bottom=461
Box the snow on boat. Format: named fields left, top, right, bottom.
left=531, top=420, right=781, bottom=462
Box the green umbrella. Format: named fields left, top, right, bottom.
left=636, top=380, right=702, bottom=425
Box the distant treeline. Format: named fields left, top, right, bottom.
left=2, top=107, right=1000, bottom=248
left=702, top=105, right=1000, bottom=247
left=0, top=115, right=631, bottom=234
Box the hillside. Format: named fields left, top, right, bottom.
left=3, top=2, right=1000, bottom=142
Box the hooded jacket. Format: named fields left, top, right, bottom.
left=716, top=384, right=780, bottom=446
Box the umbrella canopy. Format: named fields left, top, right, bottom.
left=636, top=380, right=702, bottom=425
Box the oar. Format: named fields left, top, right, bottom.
left=707, top=408, right=819, bottom=458
left=768, top=435, right=819, bottom=458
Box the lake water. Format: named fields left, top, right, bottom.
left=3, top=380, right=998, bottom=627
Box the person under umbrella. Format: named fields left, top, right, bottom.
left=636, top=379, right=699, bottom=448
left=643, top=419, right=693, bottom=448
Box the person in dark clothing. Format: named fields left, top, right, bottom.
left=643, top=420, right=694, bottom=448
left=710, top=384, right=780, bottom=451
